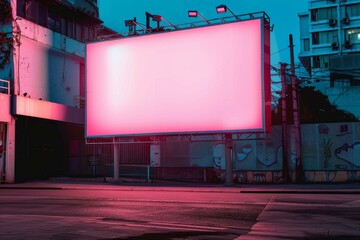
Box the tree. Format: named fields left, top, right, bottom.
left=272, top=86, right=358, bottom=124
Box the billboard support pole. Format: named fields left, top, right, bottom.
left=224, top=133, right=233, bottom=186
left=113, top=143, right=120, bottom=183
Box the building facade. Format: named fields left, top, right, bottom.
left=0, top=0, right=109, bottom=183
left=298, top=0, right=360, bottom=118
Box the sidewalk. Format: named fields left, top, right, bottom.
left=0, top=178, right=359, bottom=194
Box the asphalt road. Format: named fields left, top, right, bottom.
left=0, top=182, right=359, bottom=239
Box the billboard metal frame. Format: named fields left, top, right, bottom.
left=85, top=12, right=271, bottom=139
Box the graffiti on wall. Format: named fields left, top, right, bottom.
left=301, top=122, right=360, bottom=171
left=312, top=123, right=360, bottom=170
left=335, top=142, right=360, bottom=167
left=304, top=170, right=360, bottom=183
left=320, top=138, right=332, bottom=169
left=209, top=123, right=360, bottom=183
left=233, top=128, right=283, bottom=171
left=231, top=123, right=360, bottom=183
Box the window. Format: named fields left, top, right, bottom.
left=80, top=26, right=95, bottom=42
left=16, top=0, right=97, bottom=43
left=346, top=28, right=360, bottom=42
left=60, top=17, right=67, bottom=35
left=312, top=55, right=330, bottom=69
left=38, top=4, right=47, bottom=27
left=321, top=55, right=330, bottom=68
left=67, top=18, right=74, bottom=38
left=332, top=78, right=359, bottom=87
left=350, top=78, right=360, bottom=86
left=313, top=56, right=320, bottom=68
left=334, top=81, right=349, bottom=88
left=48, top=11, right=60, bottom=32
left=88, top=27, right=95, bottom=41
left=312, top=31, right=337, bottom=45
left=311, top=7, right=337, bottom=21
left=25, top=0, right=38, bottom=22
left=75, top=22, right=82, bottom=42
left=320, top=31, right=337, bottom=44
left=303, top=38, right=310, bottom=51
left=346, top=4, right=360, bottom=17
left=312, top=32, right=319, bottom=44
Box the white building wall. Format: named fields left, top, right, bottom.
left=18, top=37, right=82, bottom=105
left=13, top=19, right=85, bottom=106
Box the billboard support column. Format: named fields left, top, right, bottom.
left=224, top=133, right=233, bottom=186
left=113, top=143, right=120, bottom=183
left=5, top=118, right=15, bottom=183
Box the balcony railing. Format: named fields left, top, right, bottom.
left=0, top=79, right=10, bottom=94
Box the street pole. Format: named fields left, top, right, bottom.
left=289, top=34, right=302, bottom=183
left=280, top=63, right=289, bottom=183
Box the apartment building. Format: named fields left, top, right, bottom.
left=298, top=0, right=360, bottom=118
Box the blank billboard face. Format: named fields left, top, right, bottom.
left=86, top=19, right=270, bottom=137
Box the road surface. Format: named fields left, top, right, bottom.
left=0, top=182, right=359, bottom=239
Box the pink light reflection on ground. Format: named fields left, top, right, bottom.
left=86, top=19, right=264, bottom=137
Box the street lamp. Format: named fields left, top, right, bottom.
left=145, top=12, right=178, bottom=31
left=124, top=17, right=146, bottom=35
left=150, top=13, right=178, bottom=30
left=152, top=14, right=162, bottom=23
left=124, top=19, right=136, bottom=27
left=188, top=10, right=210, bottom=24
left=216, top=4, right=239, bottom=20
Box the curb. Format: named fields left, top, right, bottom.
left=1, top=184, right=360, bottom=194
left=239, top=190, right=360, bottom=194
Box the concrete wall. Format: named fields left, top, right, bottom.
left=159, top=123, right=360, bottom=183
left=16, top=36, right=83, bottom=106
left=12, top=17, right=85, bottom=107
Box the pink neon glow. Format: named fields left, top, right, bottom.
left=86, top=19, right=268, bottom=137
left=216, top=7, right=227, bottom=13
left=188, top=11, right=198, bottom=17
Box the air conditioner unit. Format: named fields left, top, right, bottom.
left=344, top=40, right=352, bottom=49
left=332, top=41, right=339, bottom=50
left=328, top=18, right=337, bottom=27
left=342, top=17, right=350, bottom=25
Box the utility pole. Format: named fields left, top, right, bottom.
left=289, top=34, right=302, bottom=183
left=280, top=63, right=289, bottom=183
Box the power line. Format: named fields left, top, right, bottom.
left=271, top=46, right=289, bottom=56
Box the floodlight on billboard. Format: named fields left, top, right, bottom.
left=86, top=18, right=271, bottom=137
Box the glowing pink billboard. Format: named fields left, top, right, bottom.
left=86, top=19, right=270, bottom=137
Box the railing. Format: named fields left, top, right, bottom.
left=97, top=11, right=271, bottom=40
left=0, top=79, right=10, bottom=94
left=104, top=165, right=215, bottom=183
